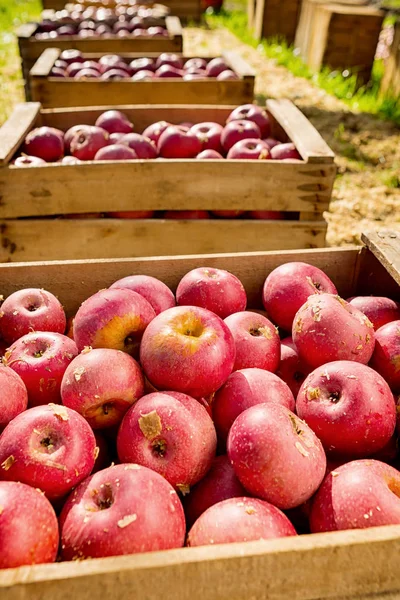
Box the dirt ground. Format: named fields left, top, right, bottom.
left=184, top=27, right=400, bottom=246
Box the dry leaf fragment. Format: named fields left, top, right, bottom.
left=176, top=483, right=190, bottom=496
left=74, top=366, right=86, bottom=382
left=295, top=442, right=309, bottom=457
left=245, top=506, right=256, bottom=515
left=117, top=514, right=137, bottom=528
left=1, top=455, right=15, bottom=470
left=49, top=404, right=69, bottom=421
left=139, top=410, right=162, bottom=439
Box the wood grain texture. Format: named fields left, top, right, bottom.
left=0, top=103, right=41, bottom=166
left=29, top=47, right=59, bottom=78
left=361, top=231, right=400, bottom=288
left=380, top=20, right=400, bottom=97
left=254, top=0, right=302, bottom=43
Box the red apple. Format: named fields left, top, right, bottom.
left=155, top=52, right=183, bottom=70
left=227, top=138, right=270, bottom=159
left=158, top=126, right=202, bottom=158
left=50, top=67, right=67, bottom=77
left=276, top=336, right=311, bottom=397
left=142, top=120, right=170, bottom=145
left=0, top=366, right=28, bottom=430
left=110, top=274, right=175, bottom=315
left=140, top=305, right=235, bottom=397
left=70, top=126, right=109, bottom=160
left=224, top=311, right=280, bottom=371
left=94, top=144, right=138, bottom=160
left=66, top=61, right=88, bottom=77
left=59, top=49, right=84, bottom=64
left=187, top=497, right=296, bottom=547
left=109, top=132, right=125, bottom=143
left=100, top=68, right=130, bottom=80
left=129, top=57, right=156, bottom=72
left=184, top=58, right=207, bottom=70
left=271, top=143, right=301, bottom=160
left=189, top=122, right=223, bottom=153
left=211, top=210, right=245, bottom=218
left=221, top=120, right=261, bottom=153
left=73, top=288, right=155, bottom=356
left=228, top=403, right=326, bottom=509
left=206, top=57, right=229, bottom=77
left=213, top=367, right=295, bottom=443
left=155, top=65, right=183, bottom=78
left=183, top=73, right=206, bottom=81
left=99, top=54, right=123, bottom=67
left=248, top=211, right=284, bottom=219
left=164, top=210, right=210, bottom=218
left=217, top=70, right=239, bottom=80
left=0, top=287, right=66, bottom=344
left=348, top=296, right=400, bottom=331
left=95, top=110, right=134, bottom=134
left=0, top=481, right=59, bottom=568
left=262, top=262, right=338, bottom=332
left=370, top=320, right=400, bottom=392
left=117, top=390, right=216, bottom=490
left=60, top=463, right=185, bottom=559
left=293, top=294, right=375, bottom=369
left=120, top=133, right=157, bottom=158
left=14, top=155, right=46, bottom=167
left=0, top=404, right=96, bottom=499
left=106, top=211, right=154, bottom=218
left=131, top=69, right=155, bottom=81
left=64, top=124, right=91, bottom=153
left=197, top=150, right=223, bottom=159
left=61, top=156, right=81, bottom=165
left=263, top=137, right=281, bottom=150
left=227, top=104, right=271, bottom=137
left=176, top=267, right=247, bottom=319
left=23, top=127, right=64, bottom=162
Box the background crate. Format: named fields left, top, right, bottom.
left=252, top=0, right=302, bottom=44
left=380, top=19, right=400, bottom=98
left=29, top=48, right=256, bottom=107
left=1, top=231, right=400, bottom=599
left=0, top=100, right=335, bottom=261
left=18, top=15, right=183, bottom=100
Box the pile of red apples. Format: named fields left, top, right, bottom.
left=1, top=261, right=400, bottom=569
left=49, top=50, right=240, bottom=80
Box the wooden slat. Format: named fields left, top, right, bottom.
left=223, top=50, right=256, bottom=78
left=361, top=231, right=400, bottom=288
left=16, top=23, right=37, bottom=39
left=165, top=15, right=183, bottom=38
left=380, top=21, right=400, bottom=97
left=0, top=103, right=41, bottom=167
left=29, top=47, right=60, bottom=78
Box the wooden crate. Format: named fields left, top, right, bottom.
left=380, top=19, right=400, bottom=98
left=2, top=230, right=400, bottom=599
left=18, top=15, right=183, bottom=100
left=0, top=100, right=335, bottom=262
left=29, top=48, right=256, bottom=107
left=294, top=0, right=385, bottom=83
left=253, top=0, right=302, bottom=44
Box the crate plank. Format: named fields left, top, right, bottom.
left=380, top=20, right=400, bottom=98
left=361, top=231, right=400, bottom=287
left=0, top=103, right=41, bottom=167
left=253, top=0, right=302, bottom=43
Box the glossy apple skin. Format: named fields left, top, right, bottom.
left=310, top=459, right=400, bottom=532
left=23, top=127, right=64, bottom=162
left=0, top=404, right=96, bottom=500
left=110, top=274, right=175, bottom=315
left=197, top=150, right=223, bottom=159
left=158, top=126, right=202, bottom=158
left=164, top=210, right=211, bottom=218
left=106, top=210, right=154, bottom=218
left=94, top=144, right=137, bottom=160
left=117, top=391, right=216, bottom=489
left=228, top=403, right=326, bottom=509
left=271, top=143, right=301, bottom=160
left=370, top=321, right=400, bottom=392
left=0, top=366, right=28, bottom=430
left=187, top=497, right=296, bottom=547
left=189, top=122, right=223, bottom=153
left=0, top=287, right=66, bottom=344
left=248, top=210, right=284, bottom=219
left=262, top=262, right=338, bottom=332
left=142, top=120, right=170, bottom=145
left=276, top=336, right=311, bottom=397
left=64, top=124, right=91, bottom=152
left=183, top=455, right=246, bottom=527
left=120, top=133, right=157, bottom=158
left=73, top=288, right=156, bottom=356
left=132, top=69, right=155, bottom=81
left=60, top=49, right=84, bottom=64
left=14, top=155, right=46, bottom=167
left=60, top=463, right=185, bottom=560
left=95, top=110, right=133, bottom=134
left=211, top=210, right=245, bottom=218
left=184, top=57, right=207, bottom=70
left=0, top=481, right=59, bottom=569
left=296, top=361, right=396, bottom=457
left=224, top=311, right=280, bottom=372
left=221, top=120, right=261, bottom=153
left=176, top=267, right=247, bottom=319
left=217, top=70, right=239, bottom=80
left=5, top=332, right=78, bottom=407
left=70, top=126, right=109, bottom=160
left=227, top=138, right=270, bottom=159
left=227, top=104, right=271, bottom=137
left=155, top=65, right=183, bottom=78
left=206, top=57, right=229, bottom=77
left=61, top=348, right=144, bottom=429
left=213, top=368, right=295, bottom=443
left=130, top=57, right=156, bottom=72
left=347, top=296, right=400, bottom=330
left=293, top=294, right=375, bottom=369
left=140, top=305, right=235, bottom=398
left=155, top=52, right=183, bottom=69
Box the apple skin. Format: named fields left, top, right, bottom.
left=164, top=210, right=211, bottom=218
left=227, top=138, right=270, bottom=159
left=119, top=133, right=157, bottom=158
left=262, top=262, right=338, bottom=332
left=187, top=497, right=296, bottom=547
left=158, top=126, right=202, bottom=159
left=100, top=68, right=130, bottom=80
left=60, top=49, right=84, bottom=64
left=369, top=320, right=400, bottom=392
left=117, top=391, right=216, bottom=490
left=224, top=311, right=280, bottom=372
left=217, top=70, right=239, bottom=80
left=183, top=455, right=246, bottom=527
left=106, top=210, right=154, bottom=218
left=70, top=126, right=109, bottom=160
left=59, top=463, right=185, bottom=560
left=293, top=294, right=375, bottom=369
left=176, top=267, right=247, bottom=319
left=155, top=65, right=183, bottom=78
left=197, top=150, right=223, bottom=159
left=310, top=459, right=400, bottom=532
left=0, top=366, right=28, bottom=431
left=14, top=155, right=46, bottom=167
left=276, top=336, right=311, bottom=397
left=221, top=120, right=261, bottom=153
left=0, top=404, right=96, bottom=500
left=189, top=122, right=223, bottom=153
left=227, top=104, right=271, bottom=138
left=296, top=360, right=396, bottom=457
left=23, top=127, right=64, bottom=162
left=228, top=403, right=326, bottom=509
left=94, top=144, right=138, bottom=160
left=5, top=332, right=79, bottom=407
left=73, top=288, right=156, bottom=357
left=184, top=57, right=207, bottom=70
left=206, top=57, right=229, bottom=77
left=213, top=367, right=295, bottom=443
left=130, top=57, right=156, bottom=72
left=110, top=274, right=175, bottom=315
left=142, top=120, right=170, bottom=146
left=347, top=296, right=400, bottom=330
left=95, top=110, right=134, bottom=134
left=61, top=348, right=144, bottom=429
left=64, top=124, right=91, bottom=152
left=140, top=305, right=235, bottom=398
left=271, top=143, right=301, bottom=160
left=0, top=481, right=59, bottom=569
left=155, top=52, right=183, bottom=69
left=211, top=210, right=246, bottom=218
left=132, top=69, right=155, bottom=81
left=248, top=210, right=284, bottom=219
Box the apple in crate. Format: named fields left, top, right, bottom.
left=228, top=403, right=326, bottom=509
left=0, top=481, right=59, bottom=569
left=206, top=57, right=229, bottom=77
left=213, top=368, right=295, bottom=443
left=117, top=391, right=216, bottom=490
left=0, top=287, right=66, bottom=344
left=187, top=497, right=296, bottom=547
left=370, top=320, right=400, bottom=392
left=155, top=65, right=183, bottom=78
left=142, top=120, right=170, bottom=145
left=164, top=210, right=211, bottom=217
left=95, top=110, right=134, bottom=134
left=185, top=58, right=207, bottom=70
left=14, top=155, right=46, bottom=167
left=276, top=336, right=311, bottom=397
left=132, top=70, right=155, bottom=81
left=5, top=332, right=78, bottom=406
left=271, top=143, right=301, bottom=160
left=212, top=210, right=246, bottom=217
left=158, top=126, right=202, bottom=158
left=0, top=404, right=96, bottom=499
left=94, top=144, right=138, bottom=160
left=110, top=274, right=175, bottom=315
left=60, top=49, right=84, bottom=64
left=227, top=104, right=271, bottom=138
left=189, top=122, right=223, bottom=153
left=130, top=57, right=156, bottom=72
left=262, top=262, right=338, bottom=332
left=249, top=211, right=284, bottom=219
left=140, top=305, right=235, bottom=398
left=73, top=288, right=155, bottom=356
left=23, top=127, right=64, bottom=162
left=64, top=124, right=92, bottom=152
left=224, top=311, right=280, bottom=371
left=296, top=361, right=396, bottom=456
left=100, top=69, right=130, bottom=80
left=61, top=348, right=144, bottom=429
left=197, top=150, right=223, bottom=159
left=70, top=126, right=109, bottom=160
left=0, top=366, right=28, bottom=430
left=155, top=53, right=183, bottom=69
left=60, top=464, right=185, bottom=560
left=293, top=294, right=375, bottom=369
left=310, top=459, right=400, bottom=532
left=227, top=139, right=270, bottom=159
left=347, top=296, right=400, bottom=330
left=106, top=211, right=154, bottom=218
left=176, top=267, right=247, bottom=319
left=221, top=120, right=261, bottom=153
left=120, top=133, right=157, bottom=158
left=217, top=70, right=239, bottom=80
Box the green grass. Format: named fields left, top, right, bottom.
left=207, top=10, right=400, bottom=125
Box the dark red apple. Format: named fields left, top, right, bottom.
left=158, top=126, right=202, bottom=158
left=227, top=104, right=271, bottom=137
left=227, top=138, right=270, bottom=159
left=120, top=133, right=157, bottom=158
left=221, top=120, right=261, bottom=153
left=94, top=144, right=138, bottom=160
left=23, top=127, right=64, bottom=163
